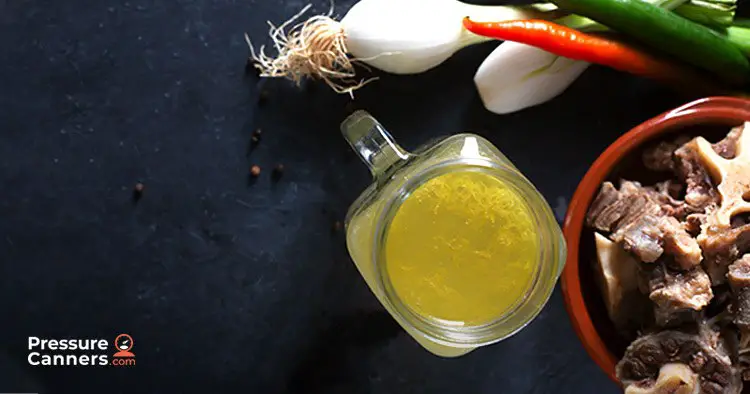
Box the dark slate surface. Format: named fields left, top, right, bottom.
left=1, top=0, right=743, bottom=393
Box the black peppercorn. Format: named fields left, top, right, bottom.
left=132, top=182, right=145, bottom=203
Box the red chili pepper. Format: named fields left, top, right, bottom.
left=462, top=18, right=718, bottom=90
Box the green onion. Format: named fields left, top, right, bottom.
left=555, top=0, right=684, bottom=31
left=556, top=0, right=735, bottom=32
left=726, top=21, right=750, bottom=56
left=675, top=0, right=737, bottom=28
left=553, top=0, right=749, bottom=83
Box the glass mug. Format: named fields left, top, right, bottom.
left=342, top=111, right=566, bottom=357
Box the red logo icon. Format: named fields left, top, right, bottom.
left=113, top=334, right=134, bottom=358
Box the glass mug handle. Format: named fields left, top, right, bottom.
left=341, top=110, right=410, bottom=179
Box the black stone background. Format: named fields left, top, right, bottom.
left=1, top=0, right=747, bottom=393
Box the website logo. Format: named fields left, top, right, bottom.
left=112, top=334, right=135, bottom=367
left=27, top=334, right=136, bottom=367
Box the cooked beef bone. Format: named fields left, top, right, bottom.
left=667, top=125, right=740, bottom=212
left=700, top=224, right=750, bottom=285
left=641, top=130, right=739, bottom=209
left=617, top=328, right=742, bottom=394
left=691, top=122, right=750, bottom=227
left=624, top=363, right=699, bottom=394
left=587, top=181, right=702, bottom=269
left=683, top=123, right=750, bottom=286
left=594, top=233, right=649, bottom=333
left=674, top=140, right=719, bottom=210
left=648, top=263, right=713, bottom=327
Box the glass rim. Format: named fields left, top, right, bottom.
left=370, top=158, right=565, bottom=347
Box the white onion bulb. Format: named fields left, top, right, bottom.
left=342, top=0, right=549, bottom=74
left=474, top=42, right=590, bottom=114
left=248, top=0, right=557, bottom=93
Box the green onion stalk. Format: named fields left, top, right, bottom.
left=674, top=0, right=736, bottom=28
left=556, top=0, right=750, bottom=61
left=557, top=0, right=736, bottom=31
left=726, top=20, right=750, bottom=56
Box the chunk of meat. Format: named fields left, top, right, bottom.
left=642, top=135, right=691, bottom=172
left=586, top=182, right=625, bottom=231
left=587, top=182, right=623, bottom=231
left=699, top=223, right=750, bottom=285
left=740, top=355, right=750, bottom=382
left=588, top=181, right=683, bottom=232
left=614, top=216, right=702, bottom=269
left=659, top=217, right=703, bottom=270
left=622, top=180, right=695, bottom=220
left=649, top=266, right=712, bottom=310
left=617, top=328, right=742, bottom=394
left=729, top=255, right=750, bottom=332
left=624, top=363, right=699, bottom=394
left=648, top=263, right=713, bottom=327
left=615, top=215, right=664, bottom=264
left=658, top=180, right=682, bottom=199
left=713, top=125, right=743, bottom=159
left=674, top=140, right=719, bottom=209
left=729, top=255, right=750, bottom=369
left=617, top=184, right=662, bottom=229
left=587, top=181, right=702, bottom=269
left=653, top=308, right=701, bottom=330
left=646, top=181, right=696, bottom=219
left=685, top=214, right=705, bottom=236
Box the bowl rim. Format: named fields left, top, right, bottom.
left=560, top=96, right=750, bottom=384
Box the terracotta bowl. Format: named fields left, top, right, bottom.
left=561, top=96, right=750, bottom=384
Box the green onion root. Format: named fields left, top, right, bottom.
left=245, top=4, right=374, bottom=95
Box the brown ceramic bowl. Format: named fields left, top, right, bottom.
left=561, top=96, right=750, bottom=384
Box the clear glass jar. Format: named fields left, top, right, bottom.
left=342, top=111, right=566, bottom=357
